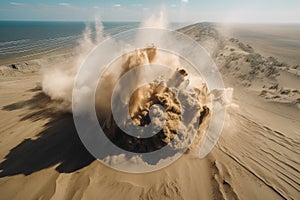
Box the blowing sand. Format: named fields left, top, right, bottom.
left=0, top=23, right=299, bottom=200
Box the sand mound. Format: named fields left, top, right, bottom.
left=0, top=61, right=40, bottom=77
left=179, top=24, right=300, bottom=109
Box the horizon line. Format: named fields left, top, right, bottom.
left=0, top=19, right=300, bottom=25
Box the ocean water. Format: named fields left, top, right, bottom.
left=0, top=21, right=142, bottom=64
left=0, top=21, right=186, bottom=65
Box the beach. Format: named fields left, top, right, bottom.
left=0, top=22, right=299, bottom=200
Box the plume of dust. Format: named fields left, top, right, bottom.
left=140, top=10, right=168, bottom=29
left=95, top=10, right=212, bottom=152
left=42, top=10, right=172, bottom=114
left=42, top=19, right=105, bottom=111
left=41, top=9, right=168, bottom=112
left=101, top=9, right=179, bottom=113
left=96, top=46, right=211, bottom=153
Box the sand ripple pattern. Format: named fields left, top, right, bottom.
left=218, top=113, right=300, bottom=200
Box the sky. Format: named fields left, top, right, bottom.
left=0, top=0, right=299, bottom=23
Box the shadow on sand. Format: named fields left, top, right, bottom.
left=0, top=91, right=95, bottom=178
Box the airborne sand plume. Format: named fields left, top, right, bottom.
left=95, top=46, right=211, bottom=155
left=41, top=18, right=105, bottom=110
left=41, top=12, right=220, bottom=164
left=41, top=13, right=169, bottom=110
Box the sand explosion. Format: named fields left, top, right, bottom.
left=42, top=13, right=225, bottom=171
left=95, top=47, right=211, bottom=154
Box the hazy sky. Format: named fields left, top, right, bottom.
left=0, top=0, right=299, bottom=23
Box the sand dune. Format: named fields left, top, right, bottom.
left=0, top=23, right=299, bottom=199
left=217, top=24, right=300, bottom=66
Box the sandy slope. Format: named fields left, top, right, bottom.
left=0, top=23, right=299, bottom=200
left=0, top=65, right=215, bottom=199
